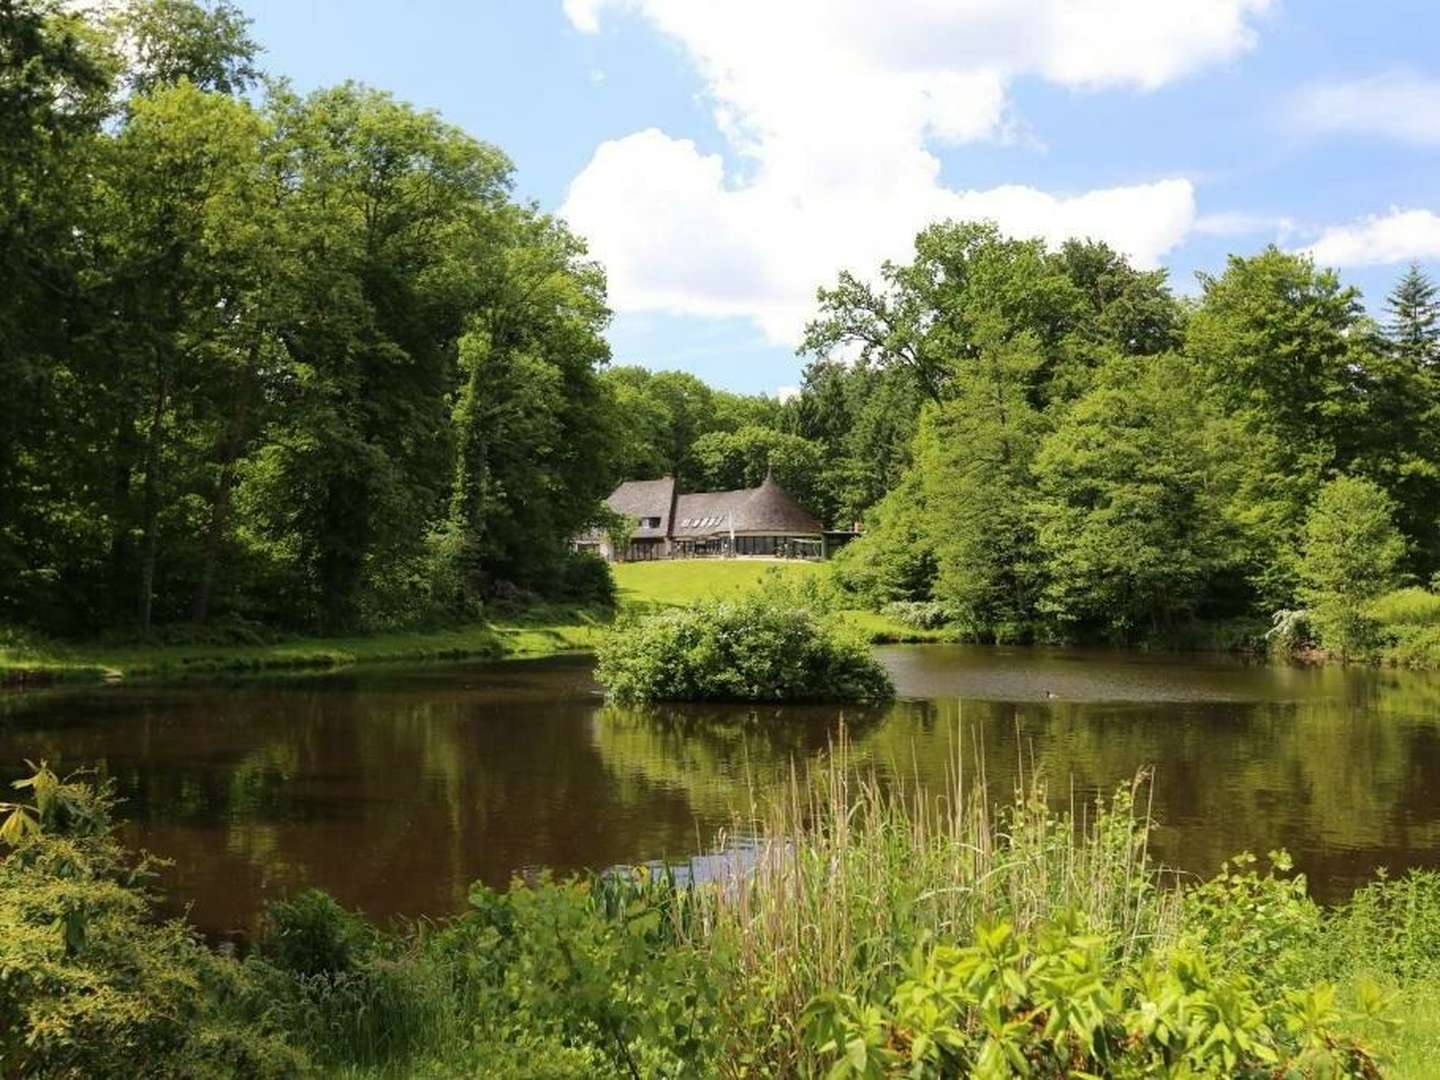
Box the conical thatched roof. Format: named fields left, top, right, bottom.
left=672, top=472, right=822, bottom=537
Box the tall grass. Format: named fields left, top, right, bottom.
left=14, top=743, right=1439, bottom=1077
left=1368, top=587, right=1440, bottom=627
left=276, top=730, right=1181, bottom=1077
left=631, top=730, right=1180, bottom=1069
left=1370, top=586, right=1440, bottom=670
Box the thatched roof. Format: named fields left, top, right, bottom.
left=581, top=472, right=822, bottom=546
left=603, top=476, right=675, bottom=539
left=671, top=473, right=822, bottom=537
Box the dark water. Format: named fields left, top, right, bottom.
left=2, top=645, right=1439, bottom=934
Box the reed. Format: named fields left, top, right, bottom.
left=655, top=726, right=1180, bottom=1070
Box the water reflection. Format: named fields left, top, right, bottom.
left=0, top=647, right=1437, bottom=933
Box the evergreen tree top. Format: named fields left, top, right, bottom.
left=1384, top=262, right=1440, bottom=368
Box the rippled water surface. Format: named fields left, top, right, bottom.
left=3, top=645, right=1439, bottom=932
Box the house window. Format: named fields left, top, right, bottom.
left=642, top=516, right=661, bottom=528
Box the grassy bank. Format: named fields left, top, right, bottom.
left=5, top=752, right=1437, bottom=1077
left=613, top=559, right=948, bottom=641
left=0, top=606, right=610, bottom=685
left=1, top=560, right=933, bottom=685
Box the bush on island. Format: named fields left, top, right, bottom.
left=595, top=591, right=894, bottom=703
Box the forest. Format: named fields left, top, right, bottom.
left=4, top=0, right=1439, bottom=661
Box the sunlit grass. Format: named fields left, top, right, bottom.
left=0, top=623, right=513, bottom=683
left=612, top=557, right=820, bottom=606
left=663, top=736, right=1176, bottom=1068
left=1, top=559, right=934, bottom=685
left=613, top=559, right=942, bottom=642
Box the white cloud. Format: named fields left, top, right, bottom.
left=1303, top=208, right=1440, bottom=267
left=776, top=385, right=801, bottom=403
left=1193, top=211, right=1296, bottom=239
left=1289, top=71, right=1440, bottom=146
left=562, top=1, right=1269, bottom=345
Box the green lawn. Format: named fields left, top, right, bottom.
left=612, top=557, right=819, bottom=606
left=0, top=559, right=936, bottom=684
left=612, top=559, right=949, bottom=642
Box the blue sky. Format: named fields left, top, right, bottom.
left=244, top=1, right=1440, bottom=395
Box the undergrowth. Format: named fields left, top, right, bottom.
left=2, top=747, right=1437, bottom=1077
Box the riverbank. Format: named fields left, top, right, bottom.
left=0, top=606, right=609, bottom=685
left=6, top=754, right=1437, bottom=1077
left=0, top=561, right=935, bottom=685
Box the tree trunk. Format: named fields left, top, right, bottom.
left=104, top=391, right=144, bottom=626
left=137, top=358, right=170, bottom=638
left=191, top=337, right=259, bottom=625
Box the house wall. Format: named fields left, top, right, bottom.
left=623, top=539, right=666, bottom=562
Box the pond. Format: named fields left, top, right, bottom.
left=2, top=644, right=1439, bottom=935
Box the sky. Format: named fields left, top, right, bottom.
left=243, top=0, right=1440, bottom=396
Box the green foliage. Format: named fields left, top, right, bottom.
left=691, top=424, right=832, bottom=524
left=804, top=917, right=1383, bottom=1079
left=1031, top=352, right=1238, bottom=641
left=1300, top=475, right=1408, bottom=656
left=1363, top=586, right=1440, bottom=669
left=557, top=549, right=618, bottom=608
left=830, top=468, right=938, bottom=607
left=1181, top=850, right=1323, bottom=987
left=1380, top=625, right=1440, bottom=669
left=0, top=763, right=302, bottom=1078
left=1368, top=587, right=1440, bottom=627
left=480, top=872, right=722, bottom=1077
left=786, top=356, right=923, bottom=524
left=1319, top=872, right=1440, bottom=986
left=1264, top=607, right=1313, bottom=657
left=598, top=366, right=783, bottom=488
left=881, top=599, right=958, bottom=630
left=817, top=233, right=1440, bottom=649
left=117, top=0, right=262, bottom=96
left=593, top=503, right=639, bottom=562
left=1, top=6, right=616, bottom=640
left=1385, top=262, right=1440, bottom=373
left=922, top=325, right=1047, bottom=642
left=7, top=756, right=1440, bottom=1077
left=259, top=888, right=373, bottom=978
left=595, top=589, right=894, bottom=702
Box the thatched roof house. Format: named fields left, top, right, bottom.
left=578, top=472, right=826, bottom=561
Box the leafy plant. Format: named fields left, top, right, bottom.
left=804, top=915, right=1386, bottom=1078
left=1299, top=475, right=1408, bottom=657
left=1180, top=850, right=1322, bottom=988
left=881, top=599, right=958, bottom=630
left=0, top=762, right=302, bottom=1078
left=595, top=587, right=894, bottom=702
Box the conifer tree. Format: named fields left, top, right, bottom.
left=1385, top=262, right=1440, bottom=369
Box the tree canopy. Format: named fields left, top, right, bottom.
left=0, top=0, right=619, bottom=635
left=822, top=228, right=1440, bottom=645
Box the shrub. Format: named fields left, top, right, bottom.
left=1382, top=624, right=1440, bottom=669
left=1368, top=587, right=1440, bottom=628
left=804, top=917, right=1386, bottom=1078
left=1299, top=476, right=1407, bottom=657
left=1180, top=850, right=1322, bottom=989
left=1318, top=871, right=1440, bottom=984
left=829, top=472, right=937, bottom=608
left=1265, top=607, right=1313, bottom=656
left=556, top=549, right=617, bottom=608
left=594, top=589, right=894, bottom=702
left=881, top=598, right=958, bottom=630
left=259, top=888, right=374, bottom=978
left=1364, top=588, right=1440, bottom=669
left=0, top=763, right=303, bottom=1079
